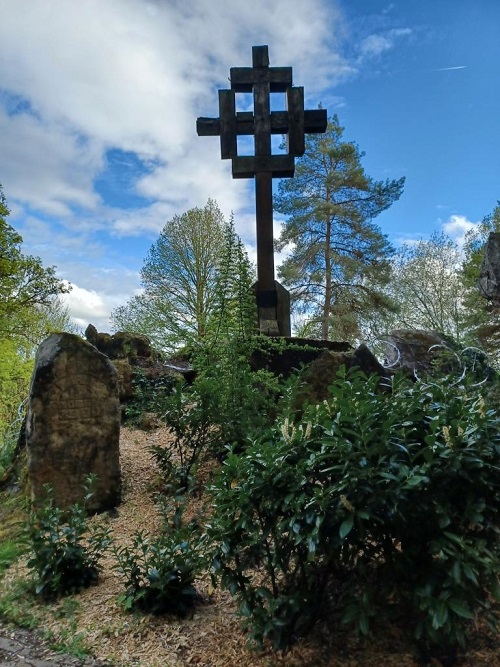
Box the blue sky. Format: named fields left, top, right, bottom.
left=1, top=0, right=499, bottom=332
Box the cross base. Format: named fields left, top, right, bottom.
left=253, top=280, right=291, bottom=337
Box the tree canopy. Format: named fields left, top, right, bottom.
left=275, top=115, right=404, bottom=341
left=461, top=203, right=500, bottom=358
left=382, top=232, right=468, bottom=344
left=111, top=199, right=254, bottom=351
left=0, top=184, right=70, bottom=342
left=0, top=184, right=72, bottom=438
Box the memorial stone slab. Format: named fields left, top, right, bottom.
left=26, top=333, right=121, bottom=512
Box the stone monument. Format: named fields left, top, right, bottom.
left=26, top=333, right=121, bottom=512
left=197, top=45, right=327, bottom=336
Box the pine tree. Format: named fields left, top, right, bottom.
left=275, top=115, right=404, bottom=341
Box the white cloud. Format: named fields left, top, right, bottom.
left=442, top=214, right=478, bottom=247
left=358, top=27, right=412, bottom=61
left=62, top=278, right=142, bottom=333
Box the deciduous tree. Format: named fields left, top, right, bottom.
left=111, top=199, right=243, bottom=351
left=379, top=232, right=468, bottom=344
left=0, top=185, right=69, bottom=341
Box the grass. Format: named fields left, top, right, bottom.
left=0, top=540, right=24, bottom=577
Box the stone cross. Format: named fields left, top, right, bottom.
left=197, top=45, right=327, bottom=335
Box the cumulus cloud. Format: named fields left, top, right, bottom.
left=442, top=214, right=478, bottom=247
left=358, top=27, right=412, bottom=61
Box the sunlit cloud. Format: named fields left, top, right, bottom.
left=442, top=214, right=477, bottom=247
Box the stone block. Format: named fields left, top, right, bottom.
left=26, top=333, right=121, bottom=512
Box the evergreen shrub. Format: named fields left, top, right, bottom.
left=113, top=499, right=205, bottom=616
left=207, top=368, right=500, bottom=653
left=27, top=476, right=112, bottom=599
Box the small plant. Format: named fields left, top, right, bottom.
left=123, top=370, right=176, bottom=426
left=113, top=501, right=205, bottom=616
left=0, top=539, right=25, bottom=577
left=0, top=577, right=38, bottom=628
left=150, top=380, right=213, bottom=493
left=26, top=475, right=112, bottom=599
left=0, top=405, right=25, bottom=482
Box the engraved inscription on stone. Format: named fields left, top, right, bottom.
left=26, top=333, right=121, bottom=512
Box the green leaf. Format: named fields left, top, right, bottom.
left=448, top=599, right=474, bottom=619
left=432, top=602, right=449, bottom=629
left=359, top=613, right=369, bottom=635
left=339, top=514, right=354, bottom=539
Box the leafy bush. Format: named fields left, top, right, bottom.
left=191, top=336, right=282, bottom=455
left=27, top=476, right=112, bottom=599
left=207, top=368, right=500, bottom=653
left=150, top=380, right=213, bottom=493
left=123, top=370, right=176, bottom=425
left=113, top=500, right=205, bottom=615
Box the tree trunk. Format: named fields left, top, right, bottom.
left=322, top=216, right=332, bottom=339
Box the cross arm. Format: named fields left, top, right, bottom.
left=230, top=66, right=293, bottom=92
left=196, top=108, right=327, bottom=138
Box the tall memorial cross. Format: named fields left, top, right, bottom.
left=197, top=45, right=327, bottom=335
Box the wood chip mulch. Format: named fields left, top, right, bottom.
left=1, top=426, right=499, bottom=667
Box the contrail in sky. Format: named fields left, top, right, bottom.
left=436, top=65, right=467, bottom=71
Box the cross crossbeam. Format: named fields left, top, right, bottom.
left=196, top=45, right=327, bottom=335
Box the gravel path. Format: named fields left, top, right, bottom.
left=0, top=624, right=111, bottom=667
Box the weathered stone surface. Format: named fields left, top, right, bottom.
left=296, top=343, right=390, bottom=406
left=479, top=232, right=500, bottom=302
left=249, top=336, right=389, bottom=410
left=250, top=337, right=353, bottom=379
left=26, top=333, right=121, bottom=512
left=85, top=324, right=154, bottom=361
left=84, top=325, right=195, bottom=407
left=384, top=329, right=458, bottom=379
left=112, top=359, right=135, bottom=401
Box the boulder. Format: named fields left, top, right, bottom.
left=85, top=324, right=154, bottom=361
left=479, top=232, right=500, bottom=303
left=26, top=333, right=121, bottom=512
left=250, top=337, right=389, bottom=409
left=384, top=329, right=459, bottom=379
left=250, top=337, right=353, bottom=379
left=296, top=343, right=390, bottom=406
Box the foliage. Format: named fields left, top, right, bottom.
left=26, top=476, right=112, bottom=599
left=0, top=391, right=26, bottom=482
left=0, top=184, right=70, bottom=342
left=209, top=215, right=257, bottom=341
left=0, top=577, right=38, bottom=628
left=365, top=232, right=469, bottom=345
left=113, top=500, right=205, bottom=616
left=122, top=369, right=177, bottom=426
left=111, top=199, right=228, bottom=352
left=150, top=380, right=213, bottom=493
left=274, top=116, right=404, bottom=341
left=0, top=185, right=74, bottom=446
left=207, top=368, right=500, bottom=653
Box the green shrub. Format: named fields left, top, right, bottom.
left=207, top=368, right=500, bottom=653
left=27, top=476, right=112, bottom=599
left=150, top=380, right=213, bottom=493
left=123, top=370, right=176, bottom=425
left=113, top=500, right=205, bottom=616
left=191, top=336, right=282, bottom=455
